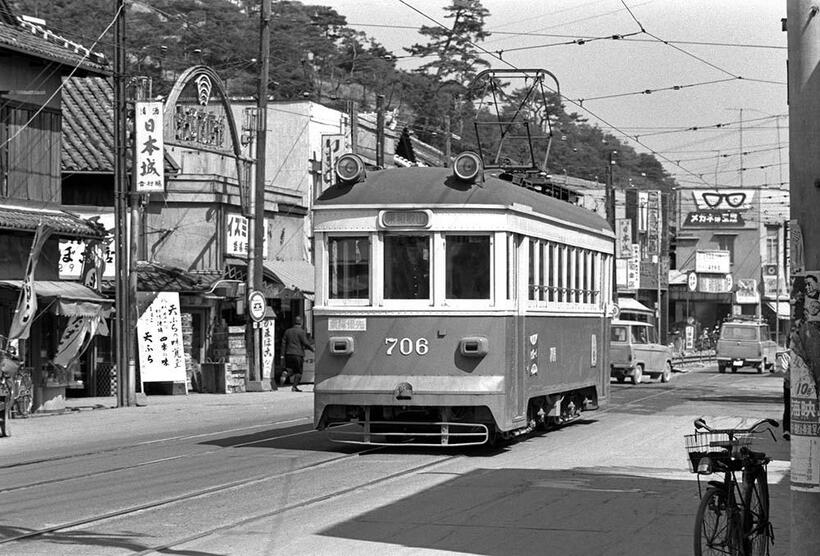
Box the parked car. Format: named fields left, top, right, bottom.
left=716, top=319, right=778, bottom=373
left=610, top=319, right=674, bottom=384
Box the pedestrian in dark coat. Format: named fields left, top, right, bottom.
left=280, top=316, right=313, bottom=392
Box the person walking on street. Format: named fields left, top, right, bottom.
left=280, top=316, right=313, bottom=392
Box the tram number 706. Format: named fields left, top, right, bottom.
left=385, top=337, right=429, bottom=356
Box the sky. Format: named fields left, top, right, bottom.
left=320, top=0, right=788, bottom=195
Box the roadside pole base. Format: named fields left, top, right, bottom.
left=245, top=380, right=272, bottom=392
left=135, top=393, right=149, bottom=406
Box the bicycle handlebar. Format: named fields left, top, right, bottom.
left=693, top=417, right=779, bottom=434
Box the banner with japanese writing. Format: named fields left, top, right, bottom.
left=9, top=223, right=53, bottom=340
left=135, top=101, right=164, bottom=193
left=261, top=319, right=275, bottom=380
left=137, top=292, right=186, bottom=382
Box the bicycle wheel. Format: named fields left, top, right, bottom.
left=695, top=487, right=737, bottom=556
left=743, top=470, right=771, bottom=556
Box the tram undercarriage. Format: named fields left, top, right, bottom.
left=318, top=386, right=599, bottom=447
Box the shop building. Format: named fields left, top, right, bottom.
left=669, top=186, right=789, bottom=343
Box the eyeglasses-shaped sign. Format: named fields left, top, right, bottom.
left=692, top=189, right=754, bottom=211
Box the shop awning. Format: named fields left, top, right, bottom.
left=0, top=280, right=113, bottom=317
left=766, top=301, right=790, bottom=319
left=263, top=260, right=315, bottom=295
left=618, top=297, right=654, bottom=315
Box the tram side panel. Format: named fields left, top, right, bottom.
left=521, top=314, right=609, bottom=426
left=313, top=312, right=607, bottom=433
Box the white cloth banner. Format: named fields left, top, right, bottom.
left=137, top=292, right=186, bottom=382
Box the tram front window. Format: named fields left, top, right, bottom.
left=328, top=236, right=370, bottom=300
left=384, top=235, right=430, bottom=300
left=446, top=235, right=490, bottom=299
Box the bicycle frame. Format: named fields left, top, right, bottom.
left=689, top=418, right=776, bottom=556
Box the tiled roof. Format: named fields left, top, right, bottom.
left=62, top=77, right=180, bottom=175
left=62, top=77, right=114, bottom=173
left=0, top=201, right=106, bottom=239
left=0, top=14, right=108, bottom=74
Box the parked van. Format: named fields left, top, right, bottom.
left=716, top=319, right=778, bottom=373
left=610, top=319, right=673, bottom=384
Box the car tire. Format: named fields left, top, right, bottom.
left=632, top=365, right=643, bottom=385
left=660, top=362, right=672, bottom=383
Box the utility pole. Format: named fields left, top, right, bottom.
left=375, top=94, right=385, bottom=167
left=606, top=151, right=618, bottom=302
left=113, top=0, right=134, bottom=407
left=787, top=3, right=820, bottom=553
left=246, top=0, right=271, bottom=391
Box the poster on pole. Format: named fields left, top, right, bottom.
left=134, top=101, right=165, bottom=193
left=137, top=292, right=186, bottom=383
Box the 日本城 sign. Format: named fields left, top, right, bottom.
left=135, top=101, right=164, bottom=193
left=615, top=218, right=632, bottom=259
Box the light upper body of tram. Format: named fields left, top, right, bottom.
left=311, top=152, right=615, bottom=315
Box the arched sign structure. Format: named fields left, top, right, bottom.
left=163, top=65, right=253, bottom=216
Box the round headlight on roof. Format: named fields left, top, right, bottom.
left=335, top=153, right=366, bottom=184
left=453, top=151, right=482, bottom=183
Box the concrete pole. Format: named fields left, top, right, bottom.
left=787, top=2, right=820, bottom=553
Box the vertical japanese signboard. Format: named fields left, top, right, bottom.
left=137, top=292, right=186, bottom=383
left=615, top=218, right=632, bottom=259
left=135, top=101, right=164, bottom=193
left=626, top=243, right=641, bottom=290
left=225, top=213, right=269, bottom=258
left=321, top=134, right=345, bottom=192
left=261, top=319, right=275, bottom=381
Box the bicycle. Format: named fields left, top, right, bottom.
left=685, top=417, right=779, bottom=556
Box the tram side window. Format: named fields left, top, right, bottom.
left=446, top=235, right=490, bottom=299
left=384, top=235, right=430, bottom=300
left=328, top=236, right=370, bottom=300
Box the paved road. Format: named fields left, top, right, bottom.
left=0, top=363, right=789, bottom=555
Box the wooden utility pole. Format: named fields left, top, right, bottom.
left=375, top=94, right=385, bottom=167
left=113, top=0, right=134, bottom=407
left=246, top=0, right=271, bottom=391
left=606, top=151, right=618, bottom=302
left=787, top=2, right=820, bottom=553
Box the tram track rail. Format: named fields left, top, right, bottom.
left=0, top=447, right=460, bottom=551
left=0, top=421, right=319, bottom=495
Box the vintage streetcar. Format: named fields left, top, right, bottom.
left=311, top=151, right=615, bottom=446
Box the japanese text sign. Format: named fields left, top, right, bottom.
left=225, top=214, right=269, bottom=258
left=137, top=292, right=186, bottom=383
left=135, top=101, right=165, bottom=193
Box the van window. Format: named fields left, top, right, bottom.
left=631, top=326, right=649, bottom=344
left=611, top=326, right=627, bottom=342
left=722, top=325, right=756, bottom=340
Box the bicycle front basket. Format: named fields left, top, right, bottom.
left=684, top=431, right=751, bottom=473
